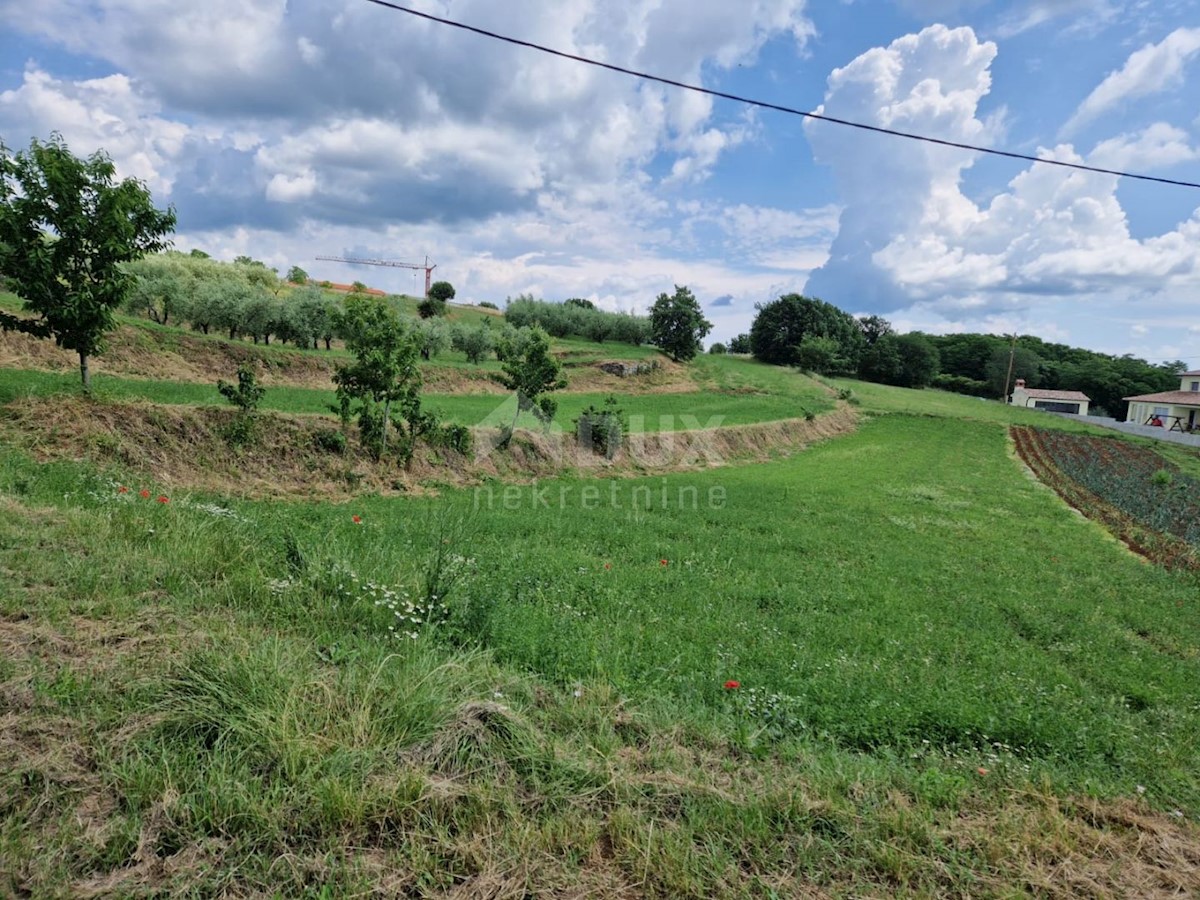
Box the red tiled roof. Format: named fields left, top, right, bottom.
left=1180, top=370, right=1200, bottom=377
left=1124, top=390, right=1200, bottom=405
left=1017, top=388, right=1091, bottom=402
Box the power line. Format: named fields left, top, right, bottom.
left=363, top=0, right=1200, bottom=191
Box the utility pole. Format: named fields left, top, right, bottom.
left=1002, top=333, right=1017, bottom=404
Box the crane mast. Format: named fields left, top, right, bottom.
left=315, top=255, right=437, bottom=297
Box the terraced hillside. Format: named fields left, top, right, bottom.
left=2, top=294, right=1199, bottom=898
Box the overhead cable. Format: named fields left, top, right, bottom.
left=363, top=0, right=1200, bottom=190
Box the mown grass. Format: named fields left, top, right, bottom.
left=0, top=367, right=832, bottom=432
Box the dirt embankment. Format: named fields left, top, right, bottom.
left=0, top=397, right=858, bottom=499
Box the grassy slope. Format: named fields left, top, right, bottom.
left=0, top=368, right=831, bottom=432
left=4, top=308, right=1200, bottom=895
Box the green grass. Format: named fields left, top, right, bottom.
left=0, top=367, right=832, bottom=431
left=6, top=309, right=1200, bottom=894
left=2, top=412, right=1199, bottom=895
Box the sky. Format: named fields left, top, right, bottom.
left=1, top=0, right=1198, bottom=360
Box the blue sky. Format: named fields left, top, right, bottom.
left=1, top=0, right=1198, bottom=360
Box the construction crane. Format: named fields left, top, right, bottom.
left=315, top=255, right=437, bottom=298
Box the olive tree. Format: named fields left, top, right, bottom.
left=0, top=135, right=176, bottom=388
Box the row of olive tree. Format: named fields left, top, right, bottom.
left=504, top=295, right=651, bottom=346
left=122, top=253, right=344, bottom=348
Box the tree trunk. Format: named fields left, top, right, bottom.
left=201, top=324, right=210, bottom=335
left=229, top=327, right=237, bottom=340
left=79, top=352, right=91, bottom=390
left=325, top=337, right=332, bottom=350
left=381, top=397, right=391, bottom=451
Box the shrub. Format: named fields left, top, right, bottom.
left=431, top=423, right=473, bottom=455
left=709, top=342, right=728, bottom=355
left=478, top=301, right=499, bottom=310
left=313, top=428, right=347, bottom=455
left=417, top=297, right=447, bottom=319
left=217, top=362, right=266, bottom=447
left=576, top=395, right=625, bottom=459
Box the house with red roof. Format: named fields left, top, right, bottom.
left=1009, top=379, right=1090, bottom=416
left=1125, top=371, right=1200, bottom=432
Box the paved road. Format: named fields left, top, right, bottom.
left=1057, top=414, right=1200, bottom=449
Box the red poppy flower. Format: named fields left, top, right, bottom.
left=139, top=489, right=151, bottom=498
left=352, top=515, right=363, bottom=524
left=659, top=559, right=668, bottom=567
left=117, top=486, right=129, bottom=494
left=156, top=495, right=169, bottom=504
left=723, top=680, right=740, bottom=690
left=977, top=767, right=989, bottom=776
left=604, top=563, right=611, bottom=570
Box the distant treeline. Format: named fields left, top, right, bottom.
left=742, top=293, right=1183, bottom=419
left=926, top=333, right=1183, bottom=419
left=504, top=295, right=650, bottom=346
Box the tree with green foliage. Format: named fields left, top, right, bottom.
left=452, top=322, right=495, bottom=364
left=728, top=333, right=751, bottom=354
left=794, top=335, right=843, bottom=374
left=649, top=285, right=711, bottom=363
left=709, top=342, right=728, bottom=354
left=860, top=333, right=940, bottom=388
left=333, top=293, right=424, bottom=459
left=0, top=135, right=176, bottom=388
left=428, top=280, right=456, bottom=303
left=123, top=254, right=188, bottom=326
left=564, top=297, right=595, bottom=310
left=749, top=294, right=864, bottom=373
left=415, top=317, right=451, bottom=360
left=986, top=345, right=1043, bottom=398
left=286, top=265, right=308, bottom=285
left=417, top=296, right=448, bottom=318
left=498, top=325, right=566, bottom=425
left=857, top=315, right=893, bottom=347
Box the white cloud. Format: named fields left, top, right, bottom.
left=802, top=23, right=1200, bottom=348
left=0, top=67, right=191, bottom=194
left=992, top=0, right=1119, bottom=39
left=1062, top=27, right=1200, bottom=135
left=1089, top=122, right=1197, bottom=171
left=0, top=0, right=816, bottom=233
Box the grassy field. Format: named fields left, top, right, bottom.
left=3, top=406, right=1200, bottom=894
left=4, top=307, right=1200, bottom=894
